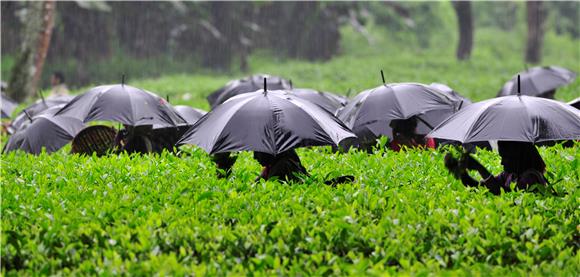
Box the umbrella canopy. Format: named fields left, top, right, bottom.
left=568, top=97, right=580, bottom=110
left=54, top=84, right=186, bottom=127
left=3, top=114, right=85, bottom=154
left=288, top=88, right=346, bottom=114
left=174, top=105, right=207, bottom=125
left=8, top=104, right=66, bottom=134
left=428, top=95, right=580, bottom=143
left=1, top=93, right=18, bottom=118
left=207, top=74, right=291, bottom=108
left=178, top=89, right=356, bottom=155
left=337, top=83, right=465, bottom=138
left=9, top=95, right=74, bottom=132
left=497, top=66, right=577, bottom=98
left=429, top=83, right=472, bottom=105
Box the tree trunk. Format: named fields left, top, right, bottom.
left=525, top=1, right=545, bottom=64
left=452, top=1, right=474, bottom=60
left=7, top=1, right=55, bottom=102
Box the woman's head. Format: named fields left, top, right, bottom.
left=390, top=117, right=418, bottom=138
left=498, top=141, right=545, bottom=174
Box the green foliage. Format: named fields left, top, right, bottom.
left=2, top=144, right=579, bottom=275
left=1, top=10, right=579, bottom=274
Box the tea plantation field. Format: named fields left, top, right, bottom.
left=2, top=28, right=579, bottom=275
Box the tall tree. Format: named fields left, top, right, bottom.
left=7, top=1, right=55, bottom=102
left=525, top=1, right=546, bottom=64
left=452, top=1, right=474, bottom=60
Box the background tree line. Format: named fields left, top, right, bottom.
left=2, top=1, right=578, bottom=102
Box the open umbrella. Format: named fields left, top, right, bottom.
left=288, top=88, right=346, bottom=114
left=1, top=93, right=17, bottom=118
left=174, top=105, right=207, bottom=125
left=207, top=74, right=291, bottom=108
left=178, top=87, right=356, bottom=155
left=9, top=95, right=74, bottom=133
left=54, top=84, right=186, bottom=127
left=337, top=82, right=465, bottom=139
left=429, top=83, right=472, bottom=105
left=497, top=66, right=577, bottom=98
left=428, top=95, right=580, bottom=143
left=8, top=104, right=67, bottom=134
left=3, top=114, right=85, bottom=154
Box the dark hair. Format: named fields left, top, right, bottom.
left=498, top=141, right=546, bottom=174
left=53, top=71, right=65, bottom=83
left=390, top=117, right=418, bottom=136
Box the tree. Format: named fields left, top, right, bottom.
left=525, top=1, right=546, bottom=64
left=7, top=1, right=55, bottom=102
left=452, top=1, right=474, bottom=60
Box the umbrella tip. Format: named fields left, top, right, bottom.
left=380, top=69, right=385, bottom=85
left=263, top=78, right=267, bottom=95
left=517, top=74, right=521, bottom=96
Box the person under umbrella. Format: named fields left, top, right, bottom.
left=3, top=114, right=85, bottom=155
left=389, top=116, right=436, bottom=151
left=207, top=74, right=291, bottom=108
left=444, top=141, right=547, bottom=195
left=496, top=66, right=576, bottom=99
left=178, top=79, right=356, bottom=182
left=254, top=150, right=309, bottom=182
left=337, top=72, right=465, bottom=151
left=54, top=83, right=187, bottom=154
left=430, top=77, right=580, bottom=194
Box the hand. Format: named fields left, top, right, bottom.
left=445, top=153, right=466, bottom=179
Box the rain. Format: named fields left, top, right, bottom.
left=1, top=1, right=579, bottom=275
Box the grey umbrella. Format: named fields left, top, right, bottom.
left=3, top=114, right=85, bottom=154
left=337, top=82, right=465, bottom=139
left=178, top=89, right=356, bottom=155
left=8, top=104, right=67, bottom=134
left=174, top=105, right=207, bottom=125
left=54, top=84, right=186, bottom=127
left=429, top=83, right=472, bottom=105
left=1, top=93, right=17, bottom=118
left=428, top=95, right=580, bottom=143
left=207, top=74, right=291, bottom=108
left=497, top=66, right=577, bottom=98
left=288, top=88, right=346, bottom=114
left=9, top=95, right=75, bottom=133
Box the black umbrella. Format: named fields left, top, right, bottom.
left=178, top=88, right=356, bottom=155
left=54, top=84, right=186, bottom=127
left=337, top=82, right=465, bottom=138
left=568, top=97, right=580, bottom=110
left=428, top=95, right=580, bottom=143
left=3, top=114, right=85, bottom=154
left=288, top=88, right=346, bottom=114
left=9, top=95, right=74, bottom=133
left=497, top=66, right=577, bottom=98
left=1, top=93, right=17, bottom=118
left=429, top=83, right=472, bottom=105
left=207, top=74, right=291, bottom=108
left=174, top=105, right=207, bottom=125
left=8, top=104, right=67, bottom=134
